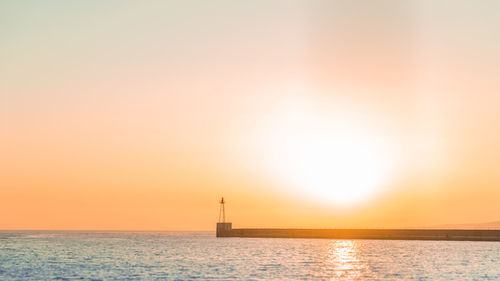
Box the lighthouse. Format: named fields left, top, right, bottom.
left=216, top=197, right=232, bottom=237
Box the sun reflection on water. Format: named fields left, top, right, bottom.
left=326, top=240, right=363, bottom=280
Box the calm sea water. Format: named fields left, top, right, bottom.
left=0, top=231, right=499, bottom=280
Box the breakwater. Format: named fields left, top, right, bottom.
left=216, top=223, right=500, bottom=241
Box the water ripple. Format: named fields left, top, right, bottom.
left=0, top=231, right=499, bottom=280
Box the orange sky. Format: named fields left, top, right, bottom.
left=1, top=1, right=499, bottom=230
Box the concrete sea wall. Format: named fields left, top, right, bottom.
left=216, top=223, right=500, bottom=241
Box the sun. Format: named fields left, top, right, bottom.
left=256, top=96, right=397, bottom=206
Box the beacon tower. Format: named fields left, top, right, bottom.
left=216, top=197, right=232, bottom=237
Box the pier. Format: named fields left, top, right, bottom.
left=216, top=223, right=500, bottom=241
left=215, top=198, right=500, bottom=241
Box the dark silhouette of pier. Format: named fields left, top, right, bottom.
left=215, top=198, right=500, bottom=241
left=216, top=223, right=500, bottom=241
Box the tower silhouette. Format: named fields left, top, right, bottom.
left=216, top=197, right=232, bottom=237
left=218, top=197, right=226, bottom=223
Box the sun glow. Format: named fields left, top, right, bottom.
left=256, top=95, right=398, bottom=206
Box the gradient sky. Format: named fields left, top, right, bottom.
left=1, top=1, right=499, bottom=230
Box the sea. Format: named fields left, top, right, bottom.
left=0, top=231, right=499, bottom=280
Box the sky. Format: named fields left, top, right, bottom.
left=1, top=1, right=499, bottom=230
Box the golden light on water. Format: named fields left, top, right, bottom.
left=326, top=240, right=362, bottom=279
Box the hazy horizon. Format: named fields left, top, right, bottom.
left=2, top=0, right=500, bottom=231
left=2, top=219, right=500, bottom=232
